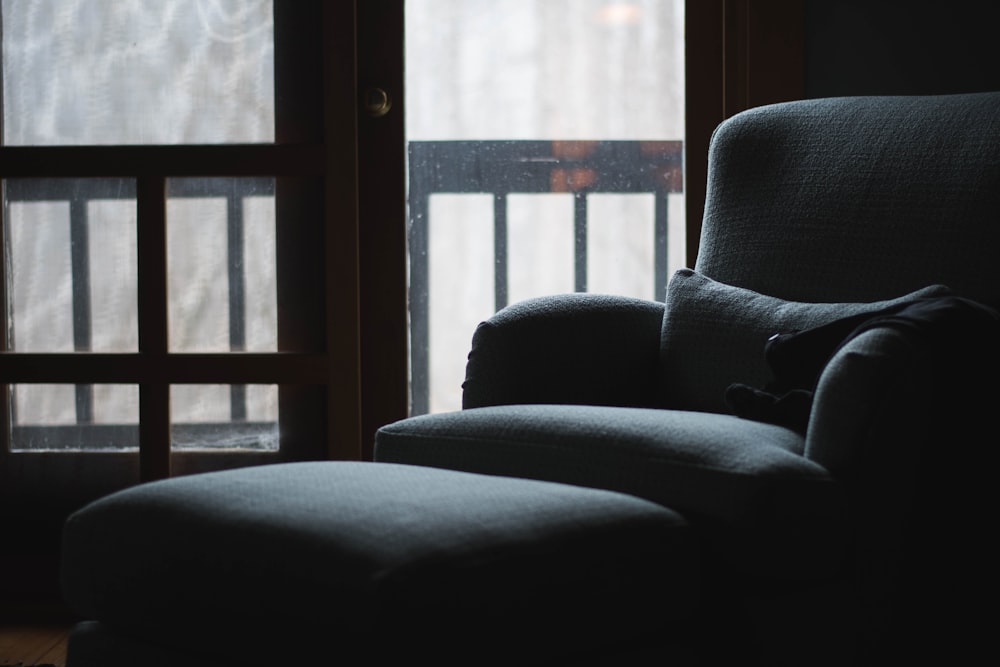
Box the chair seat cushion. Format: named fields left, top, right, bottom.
left=62, top=461, right=694, bottom=666
left=375, top=404, right=847, bottom=578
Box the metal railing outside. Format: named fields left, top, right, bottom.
left=4, top=140, right=685, bottom=439
left=3, top=177, right=275, bottom=450
left=407, top=140, right=683, bottom=415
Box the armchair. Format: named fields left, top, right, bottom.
left=60, top=91, right=1000, bottom=666
left=375, top=91, right=1000, bottom=663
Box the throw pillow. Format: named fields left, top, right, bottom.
left=658, top=269, right=951, bottom=415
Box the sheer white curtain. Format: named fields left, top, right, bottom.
left=3, top=0, right=274, bottom=146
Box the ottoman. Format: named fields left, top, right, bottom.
left=61, top=461, right=698, bottom=666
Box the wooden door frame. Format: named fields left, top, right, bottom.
left=356, top=0, right=408, bottom=460
left=0, top=0, right=361, bottom=619
left=685, top=0, right=804, bottom=266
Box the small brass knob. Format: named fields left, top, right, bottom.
left=363, top=87, right=392, bottom=117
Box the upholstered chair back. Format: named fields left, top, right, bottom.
left=694, top=92, right=1000, bottom=307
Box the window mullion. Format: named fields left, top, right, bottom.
left=1, top=179, right=9, bottom=463
left=136, top=175, right=170, bottom=481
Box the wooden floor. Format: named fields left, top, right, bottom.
left=0, top=625, right=70, bottom=667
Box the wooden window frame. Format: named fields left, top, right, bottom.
left=0, top=0, right=366, bottom=616
left=0, top=0, right=362, bottom=485
left=685, top=0, right=804, bottom=266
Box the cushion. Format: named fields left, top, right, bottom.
left=462, top=292, right=666, bottom=410
left=375, top=403, right=846, bottom=579
left=62, top=461, right=694, bottom=665
left=658, top=269, right=951, bottom=415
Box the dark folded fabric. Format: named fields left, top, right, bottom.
left=726, top=295, right=1000, bottom=433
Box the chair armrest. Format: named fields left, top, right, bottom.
left=804, top=327, right=920, bottom=474
left=806, top=296, right=1000, bottom=474
left=805, top=301, right=1000, bottom=644
left=461, top=293, right=665, bottom=409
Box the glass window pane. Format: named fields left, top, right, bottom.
left=406, top=0, right=683, bottom=141
left=406, top=1, right=685, bottom=414
left=167, top=178, right=276, bottom=352
left=93, top=383, right=140, bottom=424
left=507, top=194, right=575, bottom=304
left=88, top=198, right=140, bottom=351
left=13, top=384, right=75, bottom=426
left=587, top=193, right=655, bottom=298
left=10, top=383, right=140, bottom=451
left=5, top=179, right=138, bottom=352
left=428, top=194, right=494, bottom=414
left=171, top=384, right=278, bottom=451
left=243, top=193, right=278, bottom=352
left=2, top=0, right=274, bottom=145
left=7, top=199, right=73, bottom=352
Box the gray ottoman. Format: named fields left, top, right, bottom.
left=61, top=461, right=697, bottom=666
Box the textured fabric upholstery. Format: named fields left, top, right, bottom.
left=807, top=294, right=1000, bottom=472
left=696, top=92, right=1000, bottom=306
left=62, top=461, right=694, bottom=666
left=804, top=327, right=916, bottom=473
left=375, top=403, right=845, bottom=578
left=462, top=292, right=665, bottom=409
left=61, top=91, right=1000, bottom=667
left=375, top=92, right=1000, bottom=665
left=658, top=269, right=950, bottom=414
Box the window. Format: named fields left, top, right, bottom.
left=401, top=0, right=804, bottom=414
left=0, top=1, right=362, bottom=506
left=405, top=1, right=686, bottom=414
left=0, top=0, right=378, bottom=612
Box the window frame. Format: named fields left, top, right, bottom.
left=0, top=2, right=359, bottom=491
left=0, top=0, right=366, bottom=615
left=684, top=0, right=804, bottom=265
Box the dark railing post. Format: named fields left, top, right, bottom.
left=573, top=192, right=588, bottom=293
left=493, top=193, right=508, bottom=311
left=654, top=194, right=669, bottom=301
left=6, top=177, right=276, bottom=448
left=226, top=186, right=248, bottom=422
left=407, top=142, right=432, bottom=415
left=69, top=182, right=94, bottom=423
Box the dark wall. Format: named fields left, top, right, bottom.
left=805, top=1, right=1000, bottom=98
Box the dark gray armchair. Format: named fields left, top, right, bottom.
left=61, top=92, right=1000, bottom=666
left=375, top=91, right=1000, bottom=664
